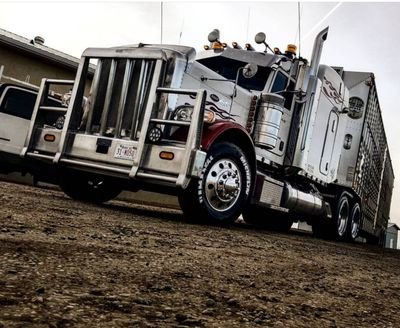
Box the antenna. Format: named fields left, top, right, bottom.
left=297, top=1, right=301, bottom=58
left=178, top=18, right=184, bottom=44
left=246, top=7, right=251, bottom=41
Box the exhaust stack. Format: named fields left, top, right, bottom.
left=309, top=27, right=329, bottom=77
left=299, top=27, right=330, bottom=151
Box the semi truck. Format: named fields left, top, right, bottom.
left=8, top=27, right=393, bottom=243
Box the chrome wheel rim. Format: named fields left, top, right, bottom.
left=337, top=198, right=349, bottom=237
left=351, top=205, right=361, bottom=239
left=204, top=159, right=241, bottom=212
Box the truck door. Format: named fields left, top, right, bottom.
left=0, top=86, right=37, bottom=155
left=320, top=109, right=339, bottom=175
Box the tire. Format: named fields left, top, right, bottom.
left=242, top=205, right=293, bottom=232
left=178, top=142, right=252, bottom=225
left=348, top=202, right=361, bottom=242
left=335, top=193, right=350, bottom=241
left=60, top=171, right=122, bottom=204
left=313, top=193, right=350, bottom=241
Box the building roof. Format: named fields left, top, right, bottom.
left=342, top=71, right=373, bottom=90
left=0, top=28, right=84, bottom=72
left=388, top=223, right=400, bottom=231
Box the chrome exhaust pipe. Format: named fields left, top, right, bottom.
left=309, top=27, right=329, bottom=77
left=283, top=183, right=326, bottom=216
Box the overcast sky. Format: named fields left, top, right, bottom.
left=1, top=1, right=399, bottom=225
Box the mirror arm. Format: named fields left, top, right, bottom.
left=232, top=67, right=244, bottom=98
left=201, top=76, right=235, bottom=83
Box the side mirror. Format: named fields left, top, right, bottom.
left=208, top=29, right=220, bottom=43
left=242, top=63, right=258, bottom=79
left=255, top=32, right=266, bottom=44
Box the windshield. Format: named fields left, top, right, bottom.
left=197, top=56, right=271, bottom=91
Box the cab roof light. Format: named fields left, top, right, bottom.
left=211, top=41, right=225, bottom=50
left=204, top=45, right=210, bottom=50
left=245, top=43, right=255, bottom=51
left=232, top=42, right=242, bottom=49
left=285, top=44, right=297, bottom=59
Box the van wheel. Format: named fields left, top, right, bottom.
left=60, top=171, right=122, bottom=204
left=178, top=142, right=252, bottom=225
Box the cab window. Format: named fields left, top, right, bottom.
left=271, top=71, right=295, bottom=110
left=197, top=57, right=271, bottom=91
left=0, top=87, right=37, bottom=120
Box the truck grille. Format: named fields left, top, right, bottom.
left=82, top=58, right=156, bottom=140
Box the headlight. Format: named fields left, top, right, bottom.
left=173, top=106, right=215, bottom=124
left=173, top=106, right=193, bottom=121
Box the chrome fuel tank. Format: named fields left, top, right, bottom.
left=253, top=93, right=284, bottom=150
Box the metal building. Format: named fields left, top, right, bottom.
left=385, top=223, right=399, bottom=249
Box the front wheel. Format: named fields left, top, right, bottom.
left=178, top=142, right=252, bottom=224
left=60, top=171, right=122, bottom=204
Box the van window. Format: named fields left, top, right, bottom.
left=0, top=87, right=37, bottom=120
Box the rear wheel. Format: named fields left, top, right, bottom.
left=335, top=193, right=350, bottom=241
left=60, top=171, right=122, bottom=204
left=348, top=202, right=361, bottom=242
left=178, top=142, right=252, bottom=225
left=312, top=192, right=350, bottom=241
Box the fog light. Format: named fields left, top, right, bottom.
left=148, top=127, right=162, bottom=143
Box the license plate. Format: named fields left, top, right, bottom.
left=114, top=144, right=135, bottom=160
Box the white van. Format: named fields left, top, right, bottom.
left=0, top=83, right=62, bottom=176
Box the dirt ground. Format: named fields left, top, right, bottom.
left=0, top=181, right=399, bottom=328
